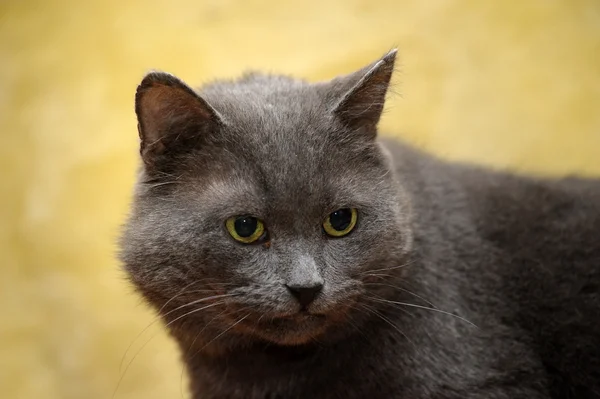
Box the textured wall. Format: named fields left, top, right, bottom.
left=1, top=1, right=599, bottom=398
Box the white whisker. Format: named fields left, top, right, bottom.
left=363, top=282, right=437, bottom=308
left=197, top=313, right=251, bottom=353
left=359, top=303, right=415, bottom=347
left=360, top=258, right=418, bottom=275
left=113, top=300, right=228, bottom=399
left=119, top=291, right=238, bottom=372
left=366, top=296, right=478, bottom=328
left=361, top=273, right=397, bottom=279
left=119, top=280, right=201, bottom=372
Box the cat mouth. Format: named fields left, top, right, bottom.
left=253, top=311, right=328, bottom=332
left=273, top=311, right=327, bottom=322
left=247, top=312, right=329, bottom=345
left=233, top=305, right=359, bottom=346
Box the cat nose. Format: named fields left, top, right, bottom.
left=285, top=282, right=323, bottom=308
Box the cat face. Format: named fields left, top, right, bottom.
left=121, top=50, right=412, bottom=347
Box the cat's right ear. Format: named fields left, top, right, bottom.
left=135, top=72, right=222, bottom=169
left=321, top=49, right=397, bottom=139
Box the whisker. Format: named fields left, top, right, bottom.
left=344, top=305, right=371, bottom=343
left=256, top=313, right=266, bottom=324
left=119, top=292, right=238, bottom=372
left=363, top=282, right=437, bottom=308
left=119, top=280, right=201, bottom=372
left=360, top=258, right=419, bottom=275
left=360, top=273, right=398, bottom=280
left=359, top=303, right=415, bottom=348
left=158, top=282, right=200, bottom=313
left=162, top=293, right=239, bottom=322
left=164, top=300, right=231, bottom=328
left=186, top=305, right=253, bottom=363
left=197, top=313, right=251, bottom=353
left=146, top=181, right=180, bottom=189
left=365, top=296, right=478, bottom=328
left=179, top=308, right=232, bottom=398
left=113, top=300, right=228, bottom=399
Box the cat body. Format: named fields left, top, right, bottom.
left=120, top=50, right=600, bottom=398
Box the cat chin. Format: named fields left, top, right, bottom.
left=240, top=313, right=332, bottom=346
left=253, top=328, right=329, bottom=346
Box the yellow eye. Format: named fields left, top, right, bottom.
left=226, top=215, right=266, bottom=244
left=323, top=208, right=358, bottom=237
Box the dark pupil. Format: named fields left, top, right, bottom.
left=234, top=216, right=258, bottom=238
left=329, top=208, right=352, bottom=231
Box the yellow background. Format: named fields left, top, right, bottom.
left=2, top=1, right=599, bottom=398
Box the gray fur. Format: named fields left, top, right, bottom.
left=120, top=50, right=600, bottom=398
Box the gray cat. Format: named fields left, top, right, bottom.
left=120, top=50, right=600, bottom=399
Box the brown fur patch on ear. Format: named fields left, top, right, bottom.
left=135, top=72, right=221, bottom=167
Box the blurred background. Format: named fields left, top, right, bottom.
left=1, top=0, right=599, bottom=398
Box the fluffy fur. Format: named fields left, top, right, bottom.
left=120, top=51, right=600, bottom=398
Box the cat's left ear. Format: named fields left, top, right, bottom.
left=135, top=71, right=223, bottom=169
left=324, top=49, right=397, bottom=137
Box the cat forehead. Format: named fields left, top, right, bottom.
left=190, top=75, right=384, bottom=191
left=183, top=137, right=388, bottom=217
left=182, top=166, right=385, bottom=219
left=199, top=74, right=325, bottom=126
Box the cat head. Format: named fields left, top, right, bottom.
left=120, top=50, right=413, bottom=348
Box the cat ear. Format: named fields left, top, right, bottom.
left=135, top=72, right=222, bottom=168
left=327, top=49, right=397, bottom=137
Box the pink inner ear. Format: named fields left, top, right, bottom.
left=138, top=83, right=213, bottom=149
left=139, top=85, right=171, bottom=146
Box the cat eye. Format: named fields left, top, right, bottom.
left=226, top=216, right=266, bottom=244
left=323, top=208, right=358, bottom=237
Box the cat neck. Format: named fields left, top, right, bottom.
left=176, top=300, right=421, bottom=399
left=179, top=324, right=387, bottom=398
